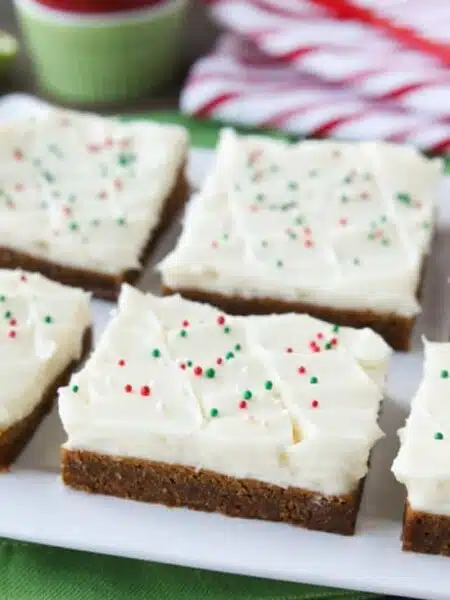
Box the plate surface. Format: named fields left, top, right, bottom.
left=1, top=94, right=450, bottom=600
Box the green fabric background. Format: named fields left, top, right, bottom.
left=0, top=112, right=406, bottom=600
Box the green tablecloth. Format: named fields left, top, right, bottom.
left=1, top=112, right=383, bottom=600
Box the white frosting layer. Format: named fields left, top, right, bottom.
left=60, top=286, right=391, bottom=495
left=159, top=129, right=441, bottom=317
left=0, top=108, right=188, bottom=275
left=392, top=340, right=450, bottom=516
left=0, top=269, right=91, bottom=430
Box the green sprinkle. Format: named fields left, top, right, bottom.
left=243, top=390, right=252, bottom=400
left=276, top=259, right=284, bottom=268
left=309, top=169, right=318, bottom=178
left=295, top=216, right=304, bottom=225
left=256, top=193, right=265, bottom=202
left=340, top=195, right=349, bottom=203
left=223, top=233, right=229, bottom=241
left=205, top=368, right=216, bottom=379
left=332, top=325, right=340, bottom=333
left=118, top=153, right=135, bottom=167
left=368, top=232, right=375, bottom=240
left=225, top=351, right=234, bottom=360
left=72, top=385, right=79, bottom=393
left=343, top=175, right=352, bottom=184
left=288, top=231, right=297, bottom=240
left=288, top=181, right=298, bottom=190
left=441, top=369, right=449, bottom=379
left=186, top=360, right=193, bottom=367
left=44, top=315, right=53, bottom=324
left=261, top=240, right=269, bottom=248
left=434, top=432, right=444, bottom=440
left=68, top=194, right=76, bottom=204
left=43, top=170, right=54, bottom=183
left=310, top=376, right=318, bottom=384
left=396, top=192, right=411, bottom=205
left=179, top=329, right=188, bottom=338
left=264, top=380, right=273, bottom=390
left=4, top=311, right=11, bottom=319
left=69, top=222, right=78, bottom=232
left=117, top=217, right=126, bottom=226
left=422, top=221, right=430, bottom=230
left=380, top=215, right=387, bottom=223
left=324, top=342, right=332, bottom=350
left=0, top=295, right=5, bottom=302
left=224, top=326, right=231, bottom=334
left=382, top=238, right=389, bottom=246
left=210, top=408, right=219, bottom=417
left=234, top=183, right=241, bottom=192
left=152, top=348, right=161, bottom=358
left=234, top=344, right=242, bottom=352
left=91, top=219, right=100, bottom=227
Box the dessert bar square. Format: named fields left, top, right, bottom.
left=60, top=285, right=391, bottom=535
left=0, top=108, right=189, bottom=300
left=0, top=269, right=91, bottom=469
left=393, top=340, right=450, bottom=555
left=159, top=129, right=442, bottom=350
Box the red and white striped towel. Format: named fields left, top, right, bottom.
left=181, top=0, right=450, bottom=151
left=181, top=35, right=450, bottom=152
left=208, top=0, right=450, bottom=118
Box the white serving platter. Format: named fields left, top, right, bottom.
left=1, top=94, right=450, bottom=600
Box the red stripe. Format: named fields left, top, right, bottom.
left=309, top=115, right=359, bottom=137
left=428, top=138, right=450, bottom=154
left=377, top=82, right=427, bottom=102
left=308, top=0, right=450, bottom=66
left=193, top=92, right=240, bottom=117
left=274, top=46, right=315, bottom=63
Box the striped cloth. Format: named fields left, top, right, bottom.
left=181, top=0, right=450, bottom=151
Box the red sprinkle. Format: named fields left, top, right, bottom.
left=9, top=319, right=16, bottom=327
left=286, top=347, right=293, bottom=354
left=182, top=320, right=190, bottom=328
left=114, top=178, right=123, bottom=191
left=87, top=143, right=100, bottom=153
left=239, top=400, right=248, bottom=409
left=339, top=217, right=347, bottom=226
left=331, top=337, right=338, bottom=346
left=62, top=206, right=72, bottom=216
left=104, top=137, right=113, bottom=148
left=249, top=205, right=259, bottom=213
left=211, top=241, right=218, bottom=249
left=98, top=191, right=108, bottom=200
left=216, top=357, right=223, bottom=365
left=15, top=184, right=24, bottom=192
left=304, top=239, right=313, bottom=248
left=316, top=332, right=323, bottom=340
left=13, top=149, right=23, bottom=161
left=8, top=330, right=16, bottom=338
left=194, top=366, right=203, bottom=376
left=124, top=384, right=133, bottom=393
left=20, top=275, right=27, bottom=282
left=311, top=400, right=319, bottom=408
left=298, top=366, right=306, bottom=374
left=217, top=315, right=225, bottom=326
left=118, top=359, right=125, bottom=367
left=140, top=385, right=151, bottom=397
left=180, top=363, right=186, bottom=370
left=304, top=227, right=312, bottom=236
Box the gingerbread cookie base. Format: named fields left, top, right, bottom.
left=0, top=167, right=189, bottom=301
left=0, top=327, right=92, bottom=470
left=162, top=286, right=414, bottom=351
left=402, top=502, right=450, bottom=556
left=61, top=449, right=363, bottom=535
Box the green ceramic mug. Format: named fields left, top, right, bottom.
left=14, top=0, right=188, bottom=104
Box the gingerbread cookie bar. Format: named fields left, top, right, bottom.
left=0, top=108, right=189, bottom=300
left=60, top=285, right=391, bottom=535
left=159, top=129, right=442, bottom=350
left=0, top=270, right=91, bottom=469
left=392, top=340, right=450, bottom=555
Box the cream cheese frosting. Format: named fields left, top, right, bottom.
left=60, top=285, right=391, bottom=496
left=159, top=129, right=442, bottom=317
left=0, top=108, right=188, bottom=275
left=0, top=269, right=91, bottom=430
left=392, top=340, right=450, bottom=516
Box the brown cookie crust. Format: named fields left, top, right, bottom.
left=61, top=448, right=364, bottom=535
left=0, top=327, right=92, bottom=470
